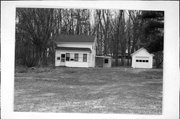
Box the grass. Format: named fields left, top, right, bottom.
left=14, top=67, right=163, bottom=114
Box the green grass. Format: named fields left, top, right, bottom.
left=14, top=67, right=163, bottom=114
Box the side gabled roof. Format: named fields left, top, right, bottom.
left=55, top=34, right=95, bottom=43
left=131, top=47, right=154, bottom=56
left=56, top=47, right=91, bottom=52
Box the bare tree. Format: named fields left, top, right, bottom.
left=16, top=8, right=163, bottom=68
left=16, top=8, right=60, bottom=66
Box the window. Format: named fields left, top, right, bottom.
left=136, top=59, right=149, bottom=63
left=57, top=57, right=60, bottom=60
left=70, top=53, right=74, bottom=61
left=83, top=54, right=87, bottom=62
left=66, top=53, right=70, bottom=61
left=61, top=54, right=65, bottom=62
left=74, top=53, right=79, bottom=61
left=104, top=59, right=109, bottom=63
left=61, top=54, right=65, bottom=58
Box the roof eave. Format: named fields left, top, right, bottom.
left=56, top=41, right=94, bottom=44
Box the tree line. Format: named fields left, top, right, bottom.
left=15, top=8, right=164, bottom=67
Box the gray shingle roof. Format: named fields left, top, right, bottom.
left=56, top=47, right=91, bottom=52
left=55, top=34, right=95, bottom=43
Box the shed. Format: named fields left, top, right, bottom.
left=95, top=56, right=112, bottom=68
left=131, top=48, right=154, bottom=68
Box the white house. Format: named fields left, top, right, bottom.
left=55, top=35, right=96, bottom=67
left=131, top=48, right=154, bottom=68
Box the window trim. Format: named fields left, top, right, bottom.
left=136, top=59, right=149, bottom=63
left=61, top=54, right=65, bottom=62
left=74, top=53, right=79, bottom=62
left=104, top=59, right=109, bottom=64
left=57, top=57, right=60, bottom=60
left=83, top=54, right=87, bottom=62
left=66, top=53, right=70, bottom=61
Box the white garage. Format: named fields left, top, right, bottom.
left=131, top=48, right=154, bottom=68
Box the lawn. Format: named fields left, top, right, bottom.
left=14, top=67, right=163, bottom=114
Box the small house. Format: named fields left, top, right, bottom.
left=131, top=48, right=154, bottom=68
left=55, top=35, right=96, bottom=67
left=95, top=56, right=112, bottom=68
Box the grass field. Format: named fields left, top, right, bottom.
left=14, top=67, right=163, bottom=114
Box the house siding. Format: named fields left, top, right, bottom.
left=131, top=48, right=153, bottom=68
left=55, top=42, right=96, bottom=67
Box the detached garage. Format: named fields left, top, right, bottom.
left=131, top=48, right=154, bottom=68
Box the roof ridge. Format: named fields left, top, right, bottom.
left=131, top=47, right=154, bottom=56
left=55, top=34, right=95, bottom=43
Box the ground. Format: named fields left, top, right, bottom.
left=14, top=67, right=163, bottom=114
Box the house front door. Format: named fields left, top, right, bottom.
left=60, top=54, right=66, bottom=66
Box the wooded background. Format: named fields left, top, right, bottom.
left=15, top=8, right=164, bottom=68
